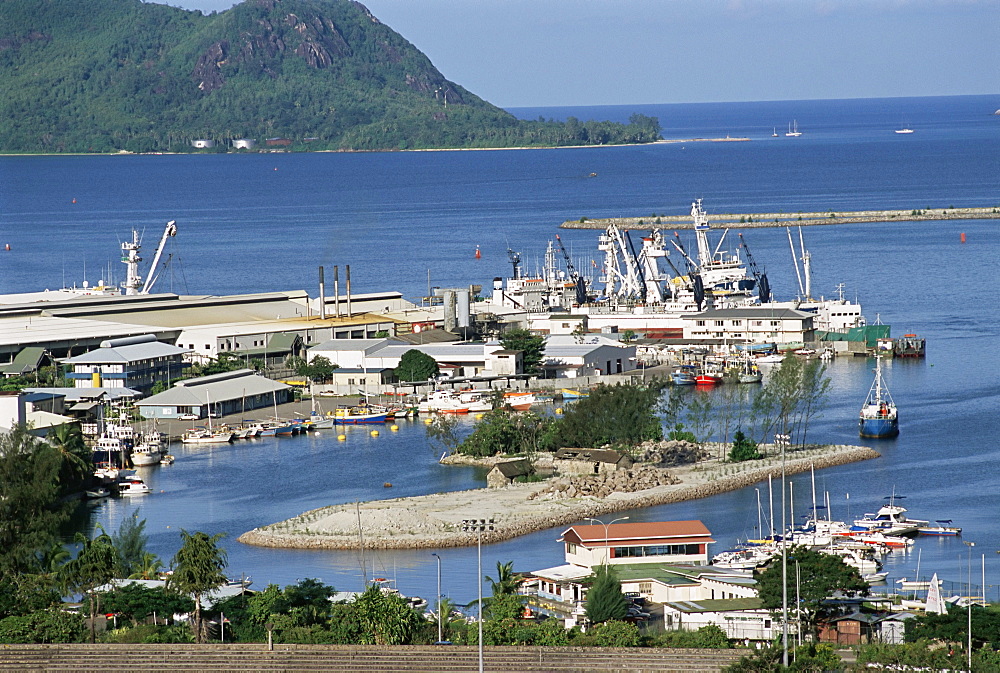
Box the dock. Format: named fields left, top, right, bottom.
left=561, top=206, right=1000, bottom=230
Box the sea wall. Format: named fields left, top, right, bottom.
left=560, top=206, right=1000, bottom=230
left=238, top=444, right=879, bottom=550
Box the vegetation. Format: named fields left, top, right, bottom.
left=169, top=530, right=228, bottom=644
left=547, top=382, right=664, bottom=450
left=728, top=429, right=761, bottom=462
left=0, top=0, right=661, bottom=153
left=453, top=408, right=553, bottom=458
left=750, top=356, right=830, bottom=448
left=394, top=349, right=439, bottom=383
left=585, top=565, right=629, bottom=625
left=289, top=355, right=338, bottom=383
left=755, top=545, right=867, bottom=639
left=499, top=328, right=546, bottom=375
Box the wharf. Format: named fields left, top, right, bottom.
left=560, top=206, right=1000, bottom=230
left=238, top=443, right=879, bottom=551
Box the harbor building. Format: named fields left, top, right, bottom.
left=681, top=307, right=816, bottom=345
left=61, top=334, right=190, bottom=395
left=135, top=369, right=292, bottom=420
left=562, top=521, right=715, bottom=567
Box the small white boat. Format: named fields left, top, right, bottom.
left=130, top=441, right=162, bottom=466
left=85, top=487, right=110, bottom=499
left=159, top=454, right=175, bottom=465
left=181, top=428, right=236, bottom=444
left=894, top=127, right=914, bottom=134
left=756, top=354, right=785, bottom=364
left=118, top=476, right=151, bottom=496
left=785, top=120, right=802, bottom=137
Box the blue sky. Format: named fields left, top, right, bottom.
left=170, top=0, right=998, bottom=107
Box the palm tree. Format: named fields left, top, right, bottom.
left=486, top=560, right=520, bottom=597
left=47, top=423, right=92, bottom=493
left=128, top=552, right=164, bottom=580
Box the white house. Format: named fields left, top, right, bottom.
left=540, top=334, right=638, bottom=378
left=561, top=520, right=715, bottom=567
left=681, top=308, right=815, bottom=345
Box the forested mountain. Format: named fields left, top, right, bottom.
left=0, top=0, right=660, bottom=153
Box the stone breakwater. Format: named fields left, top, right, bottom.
left=560, top=206, right=1000, bottom=230
left=237, top=444, right=879, bottom=551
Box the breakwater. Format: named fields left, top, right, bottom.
left=560, top=206, right=1000, bottom=230
left=238, top=443, right=879, bottom=551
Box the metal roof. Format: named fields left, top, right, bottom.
left=62, top=340, right=189, bottom=364
left=136, top=369, right=290, bottom=406
left=663, top=597, right=764, bottom=613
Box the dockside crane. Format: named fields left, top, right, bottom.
left=554, top=234, right=588, bottom=305
left=738, top=232, right=771, bottom=303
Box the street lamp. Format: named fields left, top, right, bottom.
left=964, top=540, right=975, bottom=671
left=584, top=516, right=630, bottom=565
left=462, top=518, right=495, bottom=673
left=431, top=553, right=442, bottom=644
left=775, top=432, right=791, bottom=668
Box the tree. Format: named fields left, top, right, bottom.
left=394, top=349, right=439, bottom=382
left=499, top=328, right=545, bottom=375
left=46, top=423, right=92, bottom=496
left=0, top=427, right=70, bottom=580
left=169, top=530, right=228, bottom=644
left=728, top=429, right=761, bottom=462
left=486, top=561, right=520, bottom=599
left=353, top=583, right=423, bottom=645
left=455, top=409, right=551, bottom=458
left=61, top=528, right=123, bottom=643
left=112, top=510, right=151, bottom=577
left=751, top=357, right=830, bottom=447
left=585, top=565, right=628, bottom=625
left=593, top=619, right=640, bottom=647
left=93, top=583, right=193, bottom=626
left=548, top=383, right=664, bottom=450
left=755, top=545, right=867, bottom=638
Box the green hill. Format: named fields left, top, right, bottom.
left=0, top=0, right=660, bottom=153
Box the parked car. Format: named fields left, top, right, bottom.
left=177, top=413, right=199, bottom=420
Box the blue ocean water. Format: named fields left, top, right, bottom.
left=3, top=95, right=1000, bottom=605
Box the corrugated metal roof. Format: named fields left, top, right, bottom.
left=663, top=597, right=763, bottom=613
left=136, top=370, right=290, bottom=406
left=62, top=340, right=188, bottom=364
left=563, top=521, right=713, bottom=545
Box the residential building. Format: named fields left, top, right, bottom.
left=681, top=307, right=816, bottom=345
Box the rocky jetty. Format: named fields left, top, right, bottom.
left=238, top=443, right=879, bottom=550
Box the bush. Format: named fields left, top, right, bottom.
left=0, top=609, right=86, bottom=643
left=592, top=620, right=640, bottom=647
left=728, top=430, right=761, bottom=462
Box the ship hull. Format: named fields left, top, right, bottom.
left=859, top=416, right=899, bottom=438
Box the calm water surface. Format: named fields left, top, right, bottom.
left=3, top=94, right=1000, bottom=604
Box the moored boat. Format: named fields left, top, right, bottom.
left=333, top=404, right=389, bottom=425
left=181, top=428, right=236, bottom=444
left=859, top=356, right=899, bottom=438
left=502, top=391, right=535, bottom=411
left=917, top=520, right=961, bottom=536
left=894, top=334, right=925, bottom=357
left=672, top=367, right=697, bottom=385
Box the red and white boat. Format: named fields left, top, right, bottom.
left=502, top=391, right=535, bottom=411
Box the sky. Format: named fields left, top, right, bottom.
left=167, top=0, right=998, bottom=108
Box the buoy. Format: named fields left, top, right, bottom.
left=555, top=408, right=563, bottom=414
left=390, top=424, right=399, bottom=431
left=475, top=245, right=481, bottom=259
left=424, top=418, right=433, bottom=425
left=960, top=232, right=966, bottom=243
left=314, top=431, right=321, bottom=436
left=383, top=482, right=392, bottom=488
left=370, top=430, right=379, bottom=437
left=337, top=434, right=347, bottom=441
left=475, top=413, right=484, bottom=420
left=4, top=244, right=8, bottom=251
left=72, top=198, right=76, bottom=204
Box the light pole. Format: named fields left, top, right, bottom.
left=584, top=516, right=630, bottom=565
left=964, top=540, right=975, bottom=671
left=431, top=552, right=442, bottom=644
left=462, top=518, right=494, bottom=673
left=775, top=432, right=791, bottom=668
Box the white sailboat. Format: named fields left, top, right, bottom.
left=785, top=120, right=802, bottom=137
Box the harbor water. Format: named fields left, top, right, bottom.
left=2, top=94, right=999, bottom=605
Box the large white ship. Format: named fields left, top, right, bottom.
left=487, top=200, right=864, bottom=337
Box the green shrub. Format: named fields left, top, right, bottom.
left=0, top=609, right=86, bottom=643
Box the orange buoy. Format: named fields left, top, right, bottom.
left=960, top=232, right=966, bottom=243
left=4, top=244, right=9, bottom=251
left=475, top=245, right=481, bottom=259
left=71, top=198, right=76, bottom=204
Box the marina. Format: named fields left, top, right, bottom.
left=2, top=94, right=998, bottom=608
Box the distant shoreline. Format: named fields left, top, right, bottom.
left=561, top=206, right=1000, bottom=230
left=238, top=443, right=879, bottom=551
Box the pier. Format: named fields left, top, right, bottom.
left=561, top=206, right=1000, bottom=230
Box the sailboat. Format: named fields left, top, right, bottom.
left=858, top=356, right=899, bottom=438
left=895, top=118, right=914, bottom=134
left=181, top=393, right=236, bottom=443
left=785, top=120, right=802, bottom=137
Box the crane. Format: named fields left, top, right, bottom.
left=553, top=235, right=588, bottom=305
left=141, top=220, right=178, bottom=294
left=738, top=232, right=771, bottom=303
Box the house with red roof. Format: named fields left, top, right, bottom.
left=560, top=520, right=715, bottom=568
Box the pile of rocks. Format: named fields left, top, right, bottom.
left=527, top=465, right=679, bottom=501
left=633, top=439, right=709, bottom=467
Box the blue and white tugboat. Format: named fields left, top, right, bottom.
left=859, top=356, right=899, bottom=438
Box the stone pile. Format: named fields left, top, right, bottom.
left=634, top=439, right=709, bottom=466
left=527, top=466, right=679, bottom=500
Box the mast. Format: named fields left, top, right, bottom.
left=787, top=227, right=805, bottom=299
left=121, top=229, right=143, bottom=295
left=141, top=220, right=177, bottom=294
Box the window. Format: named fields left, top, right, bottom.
left=638, top=582, right=652, bottom=594
left=696, top=320, right=705, bottom=326
left=732, top=320, right=742, bottom=326
left=770, top=321, right=780, bottom=327
left=566, top=542, right=577, bottom=554
left=714, top=320, right=724, bottom=327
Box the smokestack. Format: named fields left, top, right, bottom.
left=346, top=264, right=352, bottom=317
left=333, top=265, right=340, bottom=317
left=318, top=266, right=326, bottom=320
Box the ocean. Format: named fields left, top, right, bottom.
left=2, top=94, right=999, bottom=605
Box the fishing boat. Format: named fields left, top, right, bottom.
left=859, top=356, right=899, bottom=438
left=559, top=388, right=589, bottom=399
left=737, top=355, right=762, bottom=384
left=333, top=404, right=388, bottom=425
left=130, top=441, right=162, bottom=466
left=502, top=391, right=535, bottom=411
left=672, top=367, right=697, bottom=385
left=894, top=334, right=925, bottom=358
left=695, top=363, right=724, bottom=386
left=917, top=520, right=962, bottom=536
left=418, top=390, right=470, bottom=414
